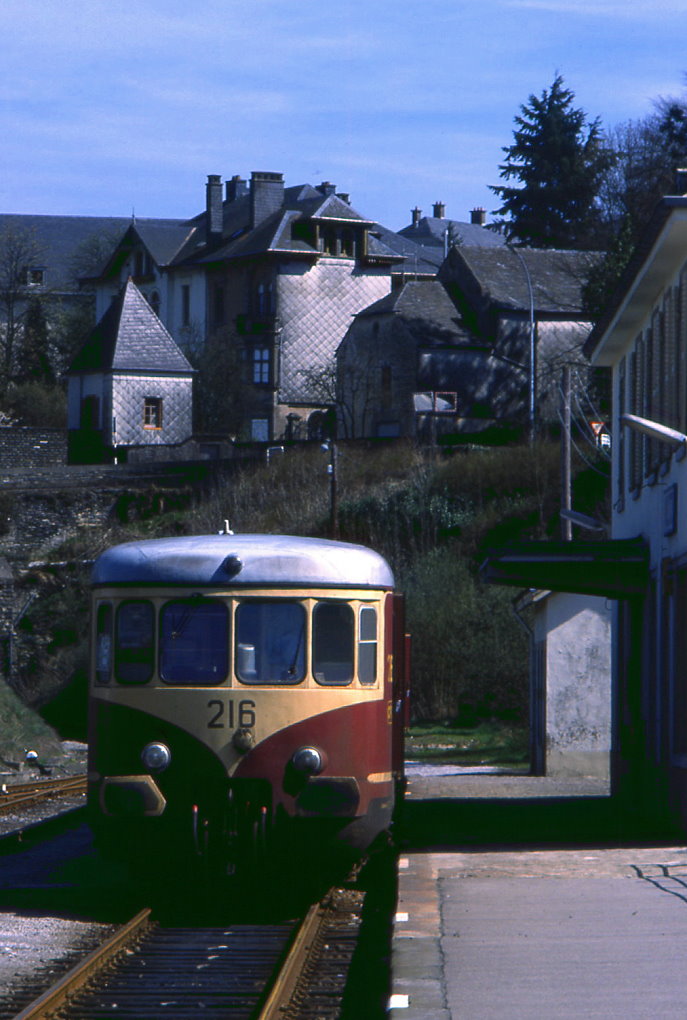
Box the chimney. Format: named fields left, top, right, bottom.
left=433, top=202, right=445, bottom=219
left=318, top=181, right=336, bottom=197
left=411, top=207, right=422, bottom=227
left=337, top=192, right=350, bottom=204
left=226, top=175, right=248, bottom=202
left=250, top=171, right=285, bottom=228
left=471, top=207, right=487, bottom=226
left=206, top=174, right=223, bottom=243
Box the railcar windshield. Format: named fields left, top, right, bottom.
left=115, top=600, right=155, bottom=684
left=235, top=600, right=306, bottom=684
left=160, top=598, right=229, bottom=685
left=313, top=601, right=354, bottom=685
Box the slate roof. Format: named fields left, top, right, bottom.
left=0, top=213, right=198, bottom=290
left=445, top=245, right=596, bottom=316
left=370, top=224, right=443, bottom=276
left=68, top=279, right=193, bottom=374
left=198, top=185, right=400, bottom=265
left=354, top=280, right=471, bottom=344
left=398, top=216, right=507, bottom=249
left=0, top=213, right=130, bottom=291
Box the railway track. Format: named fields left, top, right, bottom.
left=12, top=886, right=367, bottom=1019
left=0, top=776, right=87, bottom=815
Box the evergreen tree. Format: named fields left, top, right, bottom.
left=491, top=75, right=614, bottom=249
left=19, top=297, right=54, bottom=384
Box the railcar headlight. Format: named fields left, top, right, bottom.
left=141, top=742, right=172, bottom=772
left=232, top=728, right=255, bottom=753
left=291, top=746, right=325, bottom=776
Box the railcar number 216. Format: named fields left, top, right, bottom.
left=207, top=699, right=257, bottom=729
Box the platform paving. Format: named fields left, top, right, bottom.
left=390, top=766, right=687, bottom=1019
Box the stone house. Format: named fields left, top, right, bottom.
left=66, top=279, right=193, bottom=463
left=337, top=245, right=597, bottom=441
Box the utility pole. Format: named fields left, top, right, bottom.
left=561, top=365, right=572, bottom=541
left=323, top=440, right=339, bottom=538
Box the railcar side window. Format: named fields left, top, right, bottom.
left=115, top=601, right=154, bottom=684
left=236, top=600, right=306, bottom=684
left=313, top=602, right=354, bottom=685
left=160, top=599, right=229, bottom=685
left=358, top=606, right=377, bottom=684
left=95, top=603, right=113, bottom=685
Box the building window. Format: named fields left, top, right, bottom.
left=143, top=397, right=163, bottom=429
left=149, top=290, right=161, bottom=317
left=256, top=283, right=266, bottom=317
left=341, top=229, right=354, bottom=257
left=181, top=284, right=191, bottom=327
left=252, top=347, right=270, bottom=384
left=323, top=228, right=337, bottom=255
left=23, top=267, right=45, bottom=286
left=213, top=284, right=225, bottom=327
left=251, top=418, right=269, bottom=442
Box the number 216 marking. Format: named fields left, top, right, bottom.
left=207, top=699, right=256, bottom=729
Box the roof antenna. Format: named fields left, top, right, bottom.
left=219, top=520, right=234, bottom=535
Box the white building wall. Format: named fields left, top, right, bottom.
left=533, top=592, right=612, bottom=780
left=67, top=373, right=108, bottom=429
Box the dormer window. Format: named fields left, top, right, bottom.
left=323, top=228, right=338, bottom=256
left=341, top=229, right=354, bottom=258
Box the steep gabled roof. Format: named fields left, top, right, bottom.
left=443, top=245, right=596, bottom=316
left=68, top=279, right=193, bottom=374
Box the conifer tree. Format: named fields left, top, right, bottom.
left=491, top=74, right=614, bottom=249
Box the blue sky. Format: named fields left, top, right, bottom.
left=2, top=0, right=686, bottom=231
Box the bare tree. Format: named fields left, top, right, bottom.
left=0, top=225, right=46, bottom=389
left=300, top=354, right=379, bottom=439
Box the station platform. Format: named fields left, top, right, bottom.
left=390, top=765, right=687, bottom=1019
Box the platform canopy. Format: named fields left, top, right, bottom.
left=480, top=538, right=649, bottom=598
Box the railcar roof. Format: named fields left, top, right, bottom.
left=91, top=534, right=394, bottom=589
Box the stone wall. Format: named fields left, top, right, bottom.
left=0, top=428, right=67, bottom=467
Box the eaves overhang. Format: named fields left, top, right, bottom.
left=586, top=198, right=687, bottom=366
left=480, top=538, right=649, bottom=598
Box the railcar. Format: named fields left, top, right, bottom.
left=87, top=533, right=408, bottom=876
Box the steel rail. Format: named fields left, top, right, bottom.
left=11, top=908, right=153, bottom=1020
left=0, top=776, right=87, bottom=814
left=256, top=901, right=325, bottom=1020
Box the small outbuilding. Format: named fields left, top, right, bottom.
left=66, top=279, right=194, bottom=463
left=517, top=589, right=612, bottom=781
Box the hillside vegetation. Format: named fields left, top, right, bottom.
left=16, top=439, right=609, bottom=735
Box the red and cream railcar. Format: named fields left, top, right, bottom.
left=87, top=533, right=408, bottom=874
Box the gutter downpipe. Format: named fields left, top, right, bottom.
left=508, top=245, right=536, bottom=441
